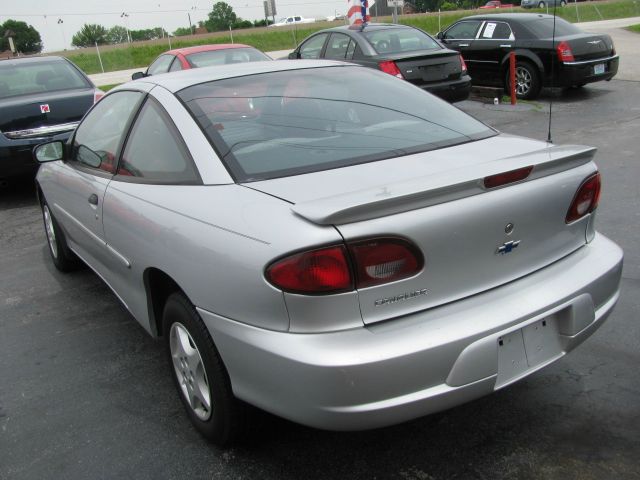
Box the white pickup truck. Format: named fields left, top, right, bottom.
left=269, top=15, right=316, bottom=27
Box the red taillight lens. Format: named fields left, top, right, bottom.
left=349, top=238, right=423, bottom=289
left=94, top=89, right=105, bottom=103
left=557, top=41, right=575, bottom=62
left=566, top=172, right=601, bottom=223
left=484, top=166, right=533, bottom=189
left=459, top=55, right=467, bottom=73
left=266, top=246, right=352, bottom=294
left=378, top=60, right=404, bottom=79
left=266, top=238, right=424, bottom=294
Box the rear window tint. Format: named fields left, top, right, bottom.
left=186, top=48, right=270, bottom=68
left=363, top=28, right=440, bottom=54
left=524, top=18, right=582, bottom=37
left=0, top=60, right=90, bottom=99
left=178, top=66, right=494, bottom=182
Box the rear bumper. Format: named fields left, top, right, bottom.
left=553, top=55, right=619, bottom=87
left=418, top=75, right=472, bottom=102
left=0, top=131, right=72, bottom=179
left=199, top=233, right=622, bottom=431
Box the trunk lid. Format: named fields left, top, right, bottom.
left=557, top=33, right=615, bottom=61
left=388, top=50, right=463, bottom=84
left=0, top=89, right=94, bottom=137
left=248, top=135, right=597, bottom=325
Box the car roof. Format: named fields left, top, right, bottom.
left=321, top=23, right=416, bottom=34
left=459, top=13, right=554, bottom=22
left=0, top=55, right=67, bottom=65
left=165, top=43, right=253, bottom=56
left=119, top=59, right=354, bottom=93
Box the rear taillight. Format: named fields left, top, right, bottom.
left=266, top=238, right=423, bottom=294
left=484, top=166, right=533, bottom=189
left=459, top=55, right=467, bottom=73
left=556, top=41, right=575, bottom=63
left=94, top=89, right=105, bottom=103
left=349, top=238, right=423, bottom=289
left=566, top=172, right=601, bottom=223
left=378, top=60, right=404, bottom=79
left=266, top=246, right=352, bottom=294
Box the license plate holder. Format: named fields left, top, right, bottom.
left=594, top=63, right=605, bottom=75
left=496, top=316, right=563, bottom=388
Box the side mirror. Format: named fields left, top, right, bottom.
left=33, top=141, right=64, bottom=163
left=436, top=31, right=444, bottom=40
left=288, top=51, right=300, bottom=59
left=131, top=71, right=146, bottom=80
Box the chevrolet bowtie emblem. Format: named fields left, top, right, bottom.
left=496, top=240, right=520, bottom=255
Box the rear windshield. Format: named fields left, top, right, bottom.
left=0, top=59, right=90, bottom=99
left=178, top=66, right=494, bottom=182
left=186, top=48, right=271, bottom=68
left=523, top=18, right=582, bottom=38
left=363, top=28, right=440, bottom=54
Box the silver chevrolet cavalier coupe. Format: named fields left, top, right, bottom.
left=34, top=60, right=623, bottom=445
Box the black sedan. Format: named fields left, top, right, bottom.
left=288, top=24, right=471, bottom=102
left=437, top=14, right=618, bottom=99
left=0, top=56, right=102, bottom=180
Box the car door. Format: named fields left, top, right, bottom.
left=101, top=95, right=203, bottom=329
left=470, top=20, right=515, bottom=85
left=440, top=20, right=483, bottom=76
left=50, top=90, right=145, bottom=270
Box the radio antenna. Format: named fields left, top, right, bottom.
left=547, top=5, right=558, bottom=144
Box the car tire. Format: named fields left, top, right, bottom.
left=41, top=200, right=80, bottom=272
left=538, top=1, right=545, bottom=7
left=163, top=292, right=243, bottom=446
left=505, top=60, right=541, bottom=100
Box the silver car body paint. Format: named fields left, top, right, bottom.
left=36, top=60, right=623, bottom=431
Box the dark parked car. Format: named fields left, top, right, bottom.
left=437, top=14, right=618, bottom=99
left=288, top=23, right=471, bottom=102
left=0, top=56, right=103, bottom=180
left=131, top=44, right=271, bottom=80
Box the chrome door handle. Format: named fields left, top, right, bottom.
left=500, top=44, right=512, bottom=48
left=458, top=43, right=470, bottom=47
left=88, top=193, right=99, bottom=205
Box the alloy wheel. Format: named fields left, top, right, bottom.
left=43, top=205, right=58, bottom=259
left=515, top=66, right=532, bottom=97
left=169, top=322, right=212, bottom=421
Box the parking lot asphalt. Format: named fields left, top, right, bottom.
left=1, top=79, right=639, bottom=480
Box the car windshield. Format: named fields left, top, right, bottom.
left=363, top=28, right=440, bottom=54
left=0, top=60, right=90, bottom=99
left=525, top=17, right=582, bottom=37
left=186, top=47, right=271, bottom=68
left=178, top=66, right=495, bottom=182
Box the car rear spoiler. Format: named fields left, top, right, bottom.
left=291, top=144, right=597, bottom=225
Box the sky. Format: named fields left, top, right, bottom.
left=1, top=0, right=351, bottom=52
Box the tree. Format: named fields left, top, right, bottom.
left=173, top=27, right=193, bottom=36
left=106, top=25, right=129, bottom=44
left=0, top=20, right=43, bottom=53
left=129, top=27, right=166, bottom=41
left=72, top=24, right=108, bottom=47
left=204, top=2, right=237, bottom=32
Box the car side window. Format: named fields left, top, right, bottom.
left=147, top=55, right=174, bottom=75
left=345, top=39, right=357, bottom=59
left=71, top=91, right=144, bottom=174
left=299, top=34, right=329, bottom=59
left=168, top=57, right=183, bottom=72
left=444, top=21, right=482, bottom=40
left=117, top=98, right=200, bottom=184
left=325, top=33, right=352, bottom=60
left=480, top=21, right=514, bottom=40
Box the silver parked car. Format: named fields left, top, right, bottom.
left=34, top=60, right=623, bottom=445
